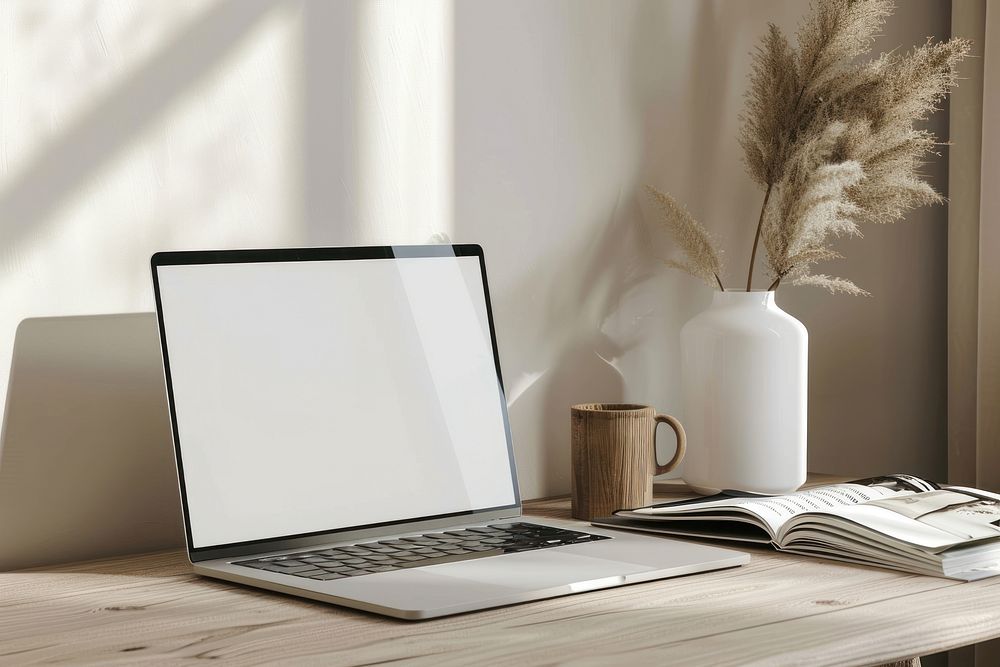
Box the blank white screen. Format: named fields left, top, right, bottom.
left=156, top=254, right=517, bottom=548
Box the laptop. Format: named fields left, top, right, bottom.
left=150, top=244, right=748, bottom=620
left=0, top=314, right=185, bottom=570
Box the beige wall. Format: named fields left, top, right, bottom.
left=0, top=0, right=952, bottom=498
left=453, top=0, right=953, bottom=491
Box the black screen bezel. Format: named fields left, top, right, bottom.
left=150, top=244, right=521, bottom=560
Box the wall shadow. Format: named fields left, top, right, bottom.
left=301, top=1, right=361, bottom=245
left=0, top=0, right=279, bottom=258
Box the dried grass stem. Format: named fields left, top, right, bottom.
left=746, top=184, right=773, bottom=291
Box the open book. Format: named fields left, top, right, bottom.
left=592, top=475, right=1000, bottom=580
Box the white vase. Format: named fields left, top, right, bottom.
left=680, top=289, right=807, bottom=495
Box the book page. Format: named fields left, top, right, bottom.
left=634, top=484, right=902, bottom=534
left=796, top=490, right=1000, bottom=552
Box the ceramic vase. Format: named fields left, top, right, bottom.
left=680, top=289, right=807, bottom=495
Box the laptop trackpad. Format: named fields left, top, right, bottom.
left=432, top=550, right=651, bottom=591
left=321, top=551, right=652, bottom=615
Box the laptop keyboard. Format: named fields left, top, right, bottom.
left=234, top=522, right=610, bottom=581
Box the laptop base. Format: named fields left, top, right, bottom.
left=193, top=518, right=749, bottom=620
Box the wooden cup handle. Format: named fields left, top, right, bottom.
left=652, top=414, right=686, bottom=476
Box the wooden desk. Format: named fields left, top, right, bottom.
left=4, top=493, right=1000, bottom=666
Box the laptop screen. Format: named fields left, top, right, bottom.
left=153, top=247, right=518, bottom=550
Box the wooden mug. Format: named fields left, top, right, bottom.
left=571, top=403, right=687, bottom=520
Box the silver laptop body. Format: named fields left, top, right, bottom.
left=151, top=245, right=748, bottom=620
left=0, top=314, right=185, bottom=570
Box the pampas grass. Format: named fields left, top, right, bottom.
left=645, top=185, right=725, bottom=290
left=647, top=0, right=970, bottom=294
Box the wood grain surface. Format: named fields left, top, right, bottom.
left=3, top=491, right=999, bottom=665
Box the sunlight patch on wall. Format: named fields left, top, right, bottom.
left=355, top=0, right=454, bottom=244
left=0, top=0, right=215, bottom=187
left=0, top=1, right=300, bottom=412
